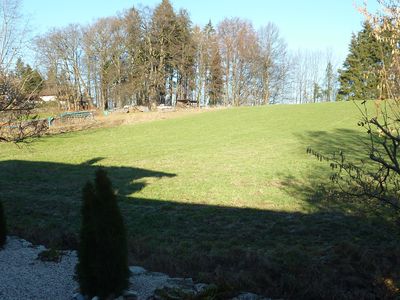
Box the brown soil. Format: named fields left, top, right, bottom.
left=47, top=107, right=224, bottom=135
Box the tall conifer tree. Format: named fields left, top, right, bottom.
left=337, top=22, right=383, bottom=100
left=76, top=169, right=129, bottom=299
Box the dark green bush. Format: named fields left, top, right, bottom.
left=0, top=198, right=6, bottom=248
left=37, top=248, right=64, bottom=262
left=76, top=169, right=129, bottom=299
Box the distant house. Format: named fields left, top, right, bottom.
left=39, top=87, right=57, bottom=102
left=39, top=95, right=57, bottom=102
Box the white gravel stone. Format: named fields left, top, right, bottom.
left=0, top=236, right=78, bottom=300
left=130, top=271, right=170, bottom=300
left=129, top=266, right=147, bottom=276
left=0, top=236, right=187, bottom=300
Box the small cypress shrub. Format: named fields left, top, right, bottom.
left=0, top=198, right=6, bottom=248
left=76, top=169, right=129, bottom=299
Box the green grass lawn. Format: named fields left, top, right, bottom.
left=1, top=102, right=399, bottom=299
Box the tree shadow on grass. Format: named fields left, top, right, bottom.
left=268, top=127, right=400, bottom=298
left=281, top=127, right=379, bottom=214
left=123, top=198, right=400, bottom=299
left=0, top=157, right=399, bottom=298
left=0, top=158, right=175, bottom=248
left=302, top=128, right=370, bottom=159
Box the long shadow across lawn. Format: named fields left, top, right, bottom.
left=0, top=158, right=176, bottom=247
left=281, top=128, right=377, bottom=213
left=0, top=158, right=399, bottom=299
left=273, top=127, right=400, bottom=298
left=300, top=128, right=368, bottom=158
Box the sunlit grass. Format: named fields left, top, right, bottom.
left=1, top=101, right=398, bottom=298
left=0, top=102, right=363, bottom=210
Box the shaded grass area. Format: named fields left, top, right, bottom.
left=290, top=126, right=400, bottom=221
left=0, top=159, right=175, bottom=246
left=1, top=102, right=399, bottom=298
left=127, top=199, right=400, bottom=299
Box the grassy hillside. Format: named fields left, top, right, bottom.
left=1, top=102, right=399, bottom=298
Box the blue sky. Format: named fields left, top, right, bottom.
left=22, top=0, right=380, bottom=65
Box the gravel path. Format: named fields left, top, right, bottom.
left=0, top=237, right=78, bottom=300
left=0, top=237, right=191, bottom=300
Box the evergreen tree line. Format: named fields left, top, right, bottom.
left=7, top=1, right=393, bottom=108
left=33, top=0, right=337, bottom=109
left=337, top=21, right=394, bottom=101
left=13, top=58, right=44, bottom=96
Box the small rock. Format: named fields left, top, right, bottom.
left=194, top=283, right=208, bottom=293
left=123, top=290, right=138, bottom=300
left=147, top=271, right=169, bottom=277
left=197, top=284, right=219, bottom=298
left=20, top=239, right=32, bottom=247
left=153, top=286, right=195, bottom=300
left=129, top=266, right=147, bottom=275
left=152, top=278, right=198, bottom=299
left=36, top=245, right=46, bottom=252
left=138, top=105, right=149, bottom=112
left=232, top=292, right=272, bottom=300
left=165, top=277, right=193, bottom=288
left=91, top=296, right=99, bottom=300
left=72, top=293, right=85, bottom=300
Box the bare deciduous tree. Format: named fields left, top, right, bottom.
left=0, top=0, right=46, bottom=143
left=0, top=0, right=27, bottom=72
left=33, top=0, right=336, bottom=109
left=256, top=23, right=289, bottom=104
left=35, top=24, right=87, bottom=110
left=218, top=18, right=260, bottom=106
left=0, top=74, right=47, bottom=142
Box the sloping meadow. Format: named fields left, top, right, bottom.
left=1, top=102, right=399, bottom=298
